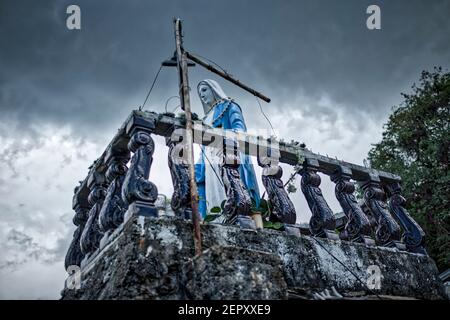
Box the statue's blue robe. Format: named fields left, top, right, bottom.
left=195, top=100, right=261, bottom=218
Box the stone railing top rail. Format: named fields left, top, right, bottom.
left=74, top=109, right=400, bottom=207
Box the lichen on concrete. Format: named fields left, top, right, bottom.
left=61, top=214, right=447, bottom=300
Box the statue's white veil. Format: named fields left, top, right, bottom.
left=196, top=79, right=229, bottom=215
left=197, top=79, right=229, bottom=114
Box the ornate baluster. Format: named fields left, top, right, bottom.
left=64, top=185, right=90, bottom=269
left=98, top=148, right=130, bottom=233
left=122, top=129, right=158, bottom=219
left=220, top=138, right=254, bottom=229
left=80, top=171, right=108, bottom=255
left=166, top=128, right=192, bottom=219
left=385, top=182, right=426, bottom=254
left=360, top=174, right=404, bottom=249
left=331, top=166, right=374, bottom=245
left=257, top=145, right=296, bottom=224
left=299, top=158, right=338, bottom=239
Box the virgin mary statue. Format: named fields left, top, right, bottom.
left=195, top=79, right=261, bottom=218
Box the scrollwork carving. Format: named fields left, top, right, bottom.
left=385, top=182, right=426, bottom=254
left=299, top=159, right=336, bottom=238
left=166, top=129, right=191, bottom=219
left=122, top=131, right=158, bottom=208
left=331, top=167, right=373, bottom=244
left=80, top=184, right=107, bottom=255
left=258, top=152, right=296, bottom=224
left=361, top=178, right=401, bottom=248
left=64, top=200, right=89, bottom=269
left=98, top=152, right=130, bottom=232
left=220, top=138, right=252, bottom=224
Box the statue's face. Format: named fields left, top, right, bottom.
left=198, top=83, right=215, bottom=108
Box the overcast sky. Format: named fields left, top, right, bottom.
left=0, top=0, right=449, bottom=299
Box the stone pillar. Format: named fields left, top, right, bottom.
left=122, top=129, right=159, bottom=219
left=64, top=185, right=90, bottom=269
left=299, top=158, right=337, bottom=239
left=360, top=174, right=404, bottom=249
left=257, top=145, right=296, bottom=224
left=80, top=171, right=108, bottom=255
left=98, top=148, right=130, bottom=233
left=331, top=166, right=374, bottom=245
left=385, top=182, right=426, bottom=254
left=220, top=138, right=254, bottom=229
left=166, top=128, right=192, bottom=219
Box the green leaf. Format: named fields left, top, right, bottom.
left=263, top=220, right=274, bottom=228
left=263, top=220, right=284, bottom=230
left=253, top=198, right=271, bottom=217
left=259, top=198, right=268, bottom=210
left=272, top=222, right=284, bottom=230
left=210, top=206, right=221, bottom=213
left=287, top=183, right=297, bottom=194
left=204, top=213, right=220, bottom=223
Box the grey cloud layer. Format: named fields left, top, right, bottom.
left=1, top=0, right=449, bottom=137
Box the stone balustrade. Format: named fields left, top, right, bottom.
left=64, top=109, right=427, bottom=270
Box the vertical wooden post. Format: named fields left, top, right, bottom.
left=173, top=18, right=202, bottom=255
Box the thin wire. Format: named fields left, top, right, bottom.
left=164, top=95, right=180, bottom=113
left=200, top=146, right=224, bottom=188
left=140, top=65, right=163, bottom=111
left=283, top=170, right=299, bottom=188
left=255, top=96, right=275, bottom=136
left=310, top=236, right=383, bottom=300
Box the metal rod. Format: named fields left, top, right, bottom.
left=173, top=18, right=202, bottom=256
left=186, top=52, right=271, bottom=103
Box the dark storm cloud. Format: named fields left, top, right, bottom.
left=0, top=0, right=449, bottom=135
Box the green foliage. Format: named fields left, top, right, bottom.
left=263, top=221, right=284, bottom=230
left=203, top=204, right=222, bottom=223
left=203, top=198, right=284, bottom=230
left=256, top=198, right=271, bottom=218
left=286, top=182, right=297, bottom=194
left=368, top=67, right=450, bottom=271
left=204, top=213, right=220, bottom=223
left=210, top=206, right=221, bottom=213
left=256, top=198, right=284, bottom=230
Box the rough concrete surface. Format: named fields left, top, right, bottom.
left=61, top=214, right=447, bottom=300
